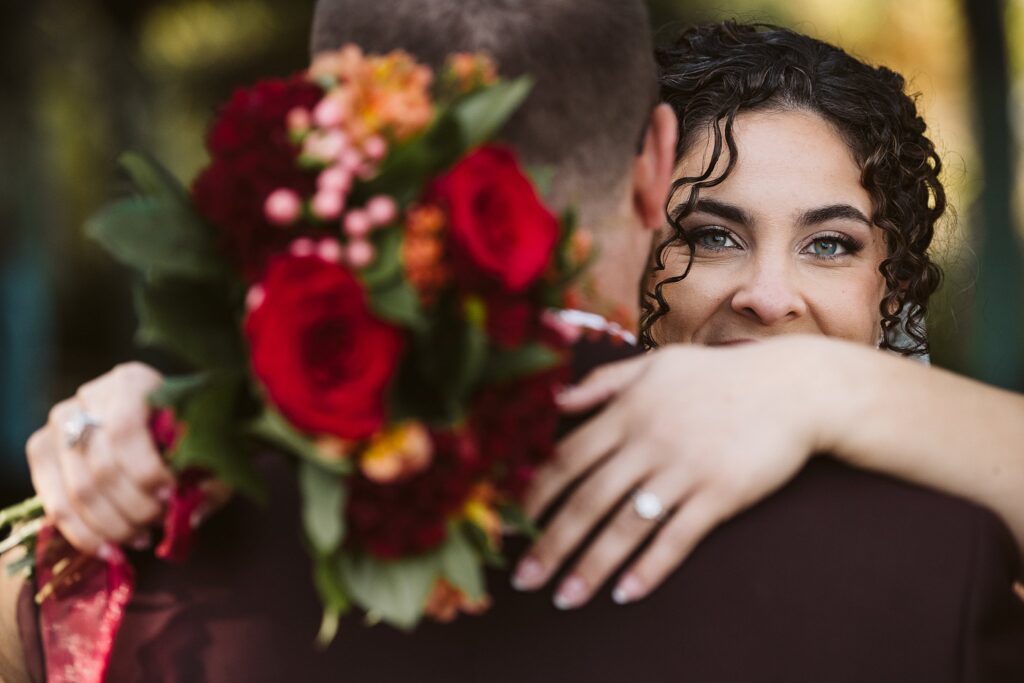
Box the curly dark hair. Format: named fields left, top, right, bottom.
left=640, top=21, right=945, bottom=355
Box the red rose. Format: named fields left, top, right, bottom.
left=191, top=76, right=323, bottom=280
left=245, top=254, right=404, bottom=439
left=428, top=145, right=559, bottom=294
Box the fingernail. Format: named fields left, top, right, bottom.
left=97, top=542, right=125, bottom=564
left=511, top=557, right=546, bottom=591
left=156, top=486, right=173, bottom=503
left=612, top=573, right=644, bottom=605
left=553, top=385, right=576, bottom=404
left=553, top=574, right=588, bottom=610
left=130, top=532, right=152, bottom=551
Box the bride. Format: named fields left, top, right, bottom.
left=514, top=21, right=1024, bottom=610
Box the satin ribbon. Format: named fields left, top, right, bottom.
left=35, top=409, right=206, bottom=683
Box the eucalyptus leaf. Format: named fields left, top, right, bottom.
left=170, top=375, right=265, bottom=501
left=452, top=76, right=534, bottom=149
left=119, top=151, right=191, bottom=205
left=86, top=197, right=224, bottom=282
left=299, top=460, right=347, bottom=556
left=483, top=343, right=562, bottom=384
left=134, top=281, right=244, bottom=370
left=339, top=550, right=443, bottom=630
left=246, top=409, right=351, bottom=475
left=439, top=527, right=486, bottom=601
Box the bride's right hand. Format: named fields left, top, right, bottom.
left=25, top=362, right=176, bottom=559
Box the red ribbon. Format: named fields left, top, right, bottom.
left=35, top=409, right=206, bottom=683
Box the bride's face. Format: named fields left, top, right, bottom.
left=650, top=109, right=888, bottom=347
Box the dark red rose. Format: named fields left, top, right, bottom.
left=428, top=145, right=559, bottom=294
left=347, top=430, right=480, bottom=558
left=191, top=76, right=323, bottom=280
left=245, top=254, right=404, bottom=440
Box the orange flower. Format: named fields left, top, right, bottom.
left=359, top=422, right=434, bottom=483
left=443, top=53, right=498, bottom=93
left=423, top=578, right=491, bottom=623
left=402, top=204, right=451, bottom=303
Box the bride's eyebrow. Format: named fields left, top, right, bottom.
left=671, top=198, right=751, bottom=225
left=798, top=204, right=871, bottom=227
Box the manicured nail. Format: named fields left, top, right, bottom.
left=130, top=532, right=152, bottom=551
left=512, top=557, right=546, bottom=591
left=97, top=542, right=124, bottom=564
left=553, top=385, right=576, bottom=404
left=612, top=573, right=644, bottom=605
left=553, top=574, right=588, bottom=610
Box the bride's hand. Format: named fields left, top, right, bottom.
left=25, top=362, right=176, bottom=559
left=514, top=337, right=843, bottom=608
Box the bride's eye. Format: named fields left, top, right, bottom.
left=802, top=232, right=863, bottom=260
left=691, top=227, right=740, bottom=252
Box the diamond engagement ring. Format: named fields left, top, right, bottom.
left=62, top=410, right=102, bottom=450
left=632, top=489, right=667, bottom=522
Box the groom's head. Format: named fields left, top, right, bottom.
left=310, top=1, right=677, bottom=290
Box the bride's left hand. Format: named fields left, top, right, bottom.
left=514, top=336, right=844, bottom=608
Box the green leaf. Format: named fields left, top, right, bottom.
left=461, top=521, right=506, bottom=568
left=359, top=227, right=403, bottom=289
left=119, top=152, right=190, bottom=205
left=498, top=503, right=540, bottom=540
left=483, top=343, right=562, bottom=383
left=368, top=279, right=426, bottom=330
left=312, top=553, right=350, bottom=648
left=134, top=280, right=244, bottom=370
left=86, top=197, right=224, bottom=282
left=526, top=165, right=556, bottom=197
left=439, top=527, right=486, bottom=601
left=169, top=375, right=265, bottom=501
left=452, top=76, right=534, bottom=149
left=246, top=408, right=351, bottom=475
left=147, top=373, right=212, bottom=411
left=338, top=550, right=443, bottom=630
left=450, top=317, right=488, bottom=401
left=299, top=460, right=347, bottom=555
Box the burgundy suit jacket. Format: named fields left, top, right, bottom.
left=20, top=336, right=1024, bottom=681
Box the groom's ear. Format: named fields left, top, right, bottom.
left=632, top=103, right=678, bottom=230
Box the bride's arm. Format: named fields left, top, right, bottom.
left=513, top=335, right=1024, bottom=608
left=821, top=339, right=1024, bottom=553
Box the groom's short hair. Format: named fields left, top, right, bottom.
left=310, top=0, right=657, bottom=209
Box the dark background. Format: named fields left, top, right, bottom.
left=1, top=0, right=1021, bottom=504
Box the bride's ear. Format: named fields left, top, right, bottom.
left=632, top=103, right=678, bottom=230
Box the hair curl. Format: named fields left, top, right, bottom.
left=640, top=21, right=945, bottom=355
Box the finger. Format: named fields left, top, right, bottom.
left=555, top=355, right=651, bottom=414
left=50, top=403, right=138, bottom=545
left=612, top=491, right=724, bottom=605
left=26, top=425, right=107, bottom=556
left=513, top=452, right=647, bottom=594
left=522, top=401, right=626, bottom=520
left=555, top=474, right=693, bottom=609
left=80, top=432, right=164, bottom=527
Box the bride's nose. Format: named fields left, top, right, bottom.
left=729, top=254, right=808, bottom=326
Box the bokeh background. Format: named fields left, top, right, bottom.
left=1, top=0, right=1022, bottom=504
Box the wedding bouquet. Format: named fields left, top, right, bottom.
left=0, top=46, right=591, bottom=650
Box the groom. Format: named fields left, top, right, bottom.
left=4, top=0, right=1024, bottom=681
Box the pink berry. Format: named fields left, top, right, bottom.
left=290, top=238, right=316, bottom=257
left=304, top=130, right=349, bottom=161
left=346, top=239, right=375, bottom=268
left=340, top=147, right=363, bottom=171
left=264, top=188, right=302, bottom=226
left=343, top=210, right=372, bottom=238
left=245, top=285, right=266, bottom=312
left=286, top=107, right=311, bottom=134
left=317, top=165, right=352, bottom=193
left=311, top=189, right=345, bottom=220
left=317, top=239, right=344, bottom=263
left=363, top=135, right=387, bottom=160
left=313, top=97, right=344, bottom=128
left=365, top=195, right=398, bottom=226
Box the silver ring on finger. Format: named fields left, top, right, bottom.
left=631, top=489, right=667, bottom=522
left=62, top=410, right=102, bottom=451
